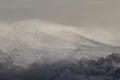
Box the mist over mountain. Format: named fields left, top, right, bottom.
left=0, top=20, right=118, bottom=47
left=0, top=20, right=119, bottom=67
left=0, top=20, right=119, bottom=80
left=0, top=20, right=116, bottom=51
left=0, top=0, right=120, bottom=79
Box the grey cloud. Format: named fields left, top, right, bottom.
left=0, top=0, right=120, bottom=27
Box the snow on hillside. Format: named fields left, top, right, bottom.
left=0, top=20, right=119, bottom=67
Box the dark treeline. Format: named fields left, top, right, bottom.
left=0, top=53, right=120, bottom=80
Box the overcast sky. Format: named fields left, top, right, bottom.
left=0, top=0, right=120, bottom=46
left=0, top=0, right=120, bottom=26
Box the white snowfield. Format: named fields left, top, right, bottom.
left=0, top=20, right=119, bottom=67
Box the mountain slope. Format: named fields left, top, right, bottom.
left=53, top=31, right=111, bottom=48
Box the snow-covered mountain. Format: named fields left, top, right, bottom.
left=0, top=20, right=112, bottom=49
left=0, top=20, right=119, bottom=67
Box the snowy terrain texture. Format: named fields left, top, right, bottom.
left=0, top=20, right=120, bottom=80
